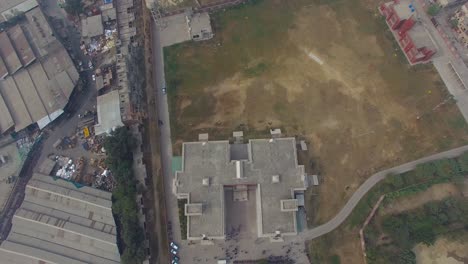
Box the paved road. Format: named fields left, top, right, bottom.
left=151, top=19, right=182, bottom=243
left=299, top=144, right=468, bottom=240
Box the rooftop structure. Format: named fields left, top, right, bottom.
left=189, top=12, right=214, bottom=41
left=175, top=137, right=308, bottom=240
left=82, top=14, right=104, bottom=38
left=0, top=7, right=79, bottom=134
left=96, top=75, right=104, bottom=91
left=437, top=0, right=457, bottom=7
left=160, top=12, right=214, bottom=47
left=0, top=173, right=121, bottom=264
left=114, top=0, right=138, bottom=123
left=0, top=0, right=38, bottom=23
left=94, top=90, right=124, bottom=135
left=379, top=0, right=436, bottom=65
left=453, top=3, right=468, bottom=47
left=101, top=4, right=117, bottom=22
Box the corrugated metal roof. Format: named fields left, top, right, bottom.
left=0, top=173, right=120, bottom=264
left=0, top=32, right=22, bottom=74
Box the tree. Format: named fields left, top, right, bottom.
left=104, top=127, right=145, bottom=264
left=427, top=4, right=441, bottom=16
left=414, top=162, right=437, bottom=180
left=387, top=173, right=405, bottom=188
left=450, top=19, right=459, bottom=28
left=457, top=151, right=468, bottom=172
left=64, top=0, right=83, bottom=16
left=434, top=158, right=460, bottom=178
left=398, top=249, right=416, bottom=264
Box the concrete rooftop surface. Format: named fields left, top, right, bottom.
left=175, top=137, right=307, bottom=240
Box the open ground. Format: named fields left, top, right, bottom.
left=164, top=0, right=468, bottom=232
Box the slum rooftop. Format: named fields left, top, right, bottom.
left=0, top=173, right=120, bottom=264
left=175, top=137, right=307, bottom=240
left=0, top=6, right=79, bottom=134
left=94, top=90, right=124, bottom=135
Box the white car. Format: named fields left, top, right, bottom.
left=170, top=242, right=179, bottom=250
left=92, top=74, right=96, bottom=81
left=162, top=87, right=167, bottom=94
left=170, top=248, right=177, bottom=255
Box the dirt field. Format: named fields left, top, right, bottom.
left=381, top=183, right=461, bottom=215
left=164, top=0, right=468, bottom=225
left=414, top=235, right=468, bottom=264
left=308, top=226, right=363, bottom=264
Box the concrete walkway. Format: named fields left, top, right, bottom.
left=299, top=144, right=468, bottom=240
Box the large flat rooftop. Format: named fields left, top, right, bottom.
left=175, top=137, right=306, bottom=240
left=0, top=173, right=120, bottom=264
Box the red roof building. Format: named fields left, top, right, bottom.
left=380, top=0, right=436, bottom=64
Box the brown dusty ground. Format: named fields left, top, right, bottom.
left=307, top=226, right=364, bottom=264
left=165, top=0, right=468, bottom=227
left=381, top=183, right=461, bottom=215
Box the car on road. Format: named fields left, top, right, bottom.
left=92, top=74, right=96, bottom=81
left=162, top=87, right=166, bottom=94
left=170, top=242, right=179, bottom=250
left=170, top=248, right=177, bottom=255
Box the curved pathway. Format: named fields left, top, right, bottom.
left=299, top=144, right=468, bottom=240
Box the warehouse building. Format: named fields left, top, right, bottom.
left=175, top=137, right=309, bottom=241
left=0, top=6, right=79, bottom=134
left=0, top=0, right=38, bottom=23
left=0, top=173, right=120, bottom=264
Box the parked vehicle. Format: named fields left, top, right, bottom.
left=170, top=242, right=179, bottom=250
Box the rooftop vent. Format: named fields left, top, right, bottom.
left=199, top=133, right=209, bottom=142
left=202, top=177, right=210, bottom=186
left=185, top=203, right=203, bottom=216
left=236, top=161, right=243, bottom=179
left=280, top=199, right=299, bottom=212
left=272, top=175, right=280, bottom=183
left=270, top=128, right=282, bottom=138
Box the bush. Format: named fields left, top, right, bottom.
left=64, top=0, right=83, bottom=16
left=427, top=4, right=441, bottom=16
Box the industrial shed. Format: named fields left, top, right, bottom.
left=0, top=173, right=121, bottom=264
left=0, top=6, right=79, bottom=134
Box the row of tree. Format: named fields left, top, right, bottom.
left=104, top=128, right=146, bottom=264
